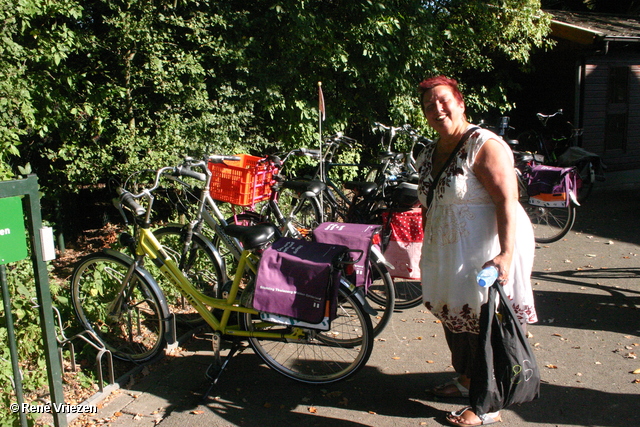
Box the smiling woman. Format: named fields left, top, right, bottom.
left=415, top=75, right=538, bottom=427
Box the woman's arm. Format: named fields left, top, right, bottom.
left=473, top=138, right=519, bottom=284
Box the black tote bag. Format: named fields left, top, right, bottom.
left=469, top=283, right=541, bottom=415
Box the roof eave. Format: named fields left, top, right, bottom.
left=550, top=19, right=601, bottom=45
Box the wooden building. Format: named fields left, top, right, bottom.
left=512, top=11, right=640, bottom=172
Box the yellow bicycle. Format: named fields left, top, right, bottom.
left=70, top=160, right=374, bottom=384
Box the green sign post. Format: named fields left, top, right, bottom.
left=0, top=196, right=28, bottom=265
left=0, top=176, right=66, bottom=427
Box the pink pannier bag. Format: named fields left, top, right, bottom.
left=312, top=222, right=381, bottom=288
left=253, top=237, right=348, bottom=325
left=382, top=207, right=423, bottom=280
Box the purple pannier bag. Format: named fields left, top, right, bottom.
left=312, top=222, right=381, bottom=288
left=253, top=237, right=348, bottom=324
left=527, top=164, right=580, bottom=207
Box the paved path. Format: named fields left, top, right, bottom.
left=82, top=187, right=640, bottom=427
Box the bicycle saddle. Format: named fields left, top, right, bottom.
left=513, top=151, right=534, bottom=164
left=283, top=179, right=326, bottom=196
left=224, top=223, right=280, bottom=250
left=344, top=181, right=378, bottom=197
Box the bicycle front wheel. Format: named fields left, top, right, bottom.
left=70, top=251, right=169, bottom=362
left=525, top=202, right=576, bottom=243
left=241, top=287, right=374, bottom=384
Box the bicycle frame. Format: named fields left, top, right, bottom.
left=117, top=165, right=310, bottom=341
left=137, top=223, right=306, bottom=340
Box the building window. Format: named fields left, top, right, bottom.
left=608, top=67, right=628, bottom=103
left=605, top=67, right=629, bottom=151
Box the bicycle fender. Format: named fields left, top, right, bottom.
left=370, top=245, right=395, bottom=270
left=100, top=248, right=176, bottom=345
left=339, top=277, right=378, bottom=316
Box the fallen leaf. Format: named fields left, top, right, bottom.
left=426, top=360, right=435, bottom=364
left=308, top=407, right=317, bottom=414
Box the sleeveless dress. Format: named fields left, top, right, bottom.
left=417, top=126, right=538, bottom=334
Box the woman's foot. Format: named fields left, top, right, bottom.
left=430, top=375, right=471, bottom=398
left=446, top=407, right=501, bottom=426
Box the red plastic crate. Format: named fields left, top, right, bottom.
left=208, top=154, right=277, bottom=206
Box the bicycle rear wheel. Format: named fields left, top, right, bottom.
left=153, top=226, right=225, bottom=326
left=391, top=278, right=423, bottom=309
left=70, top=251, right=169, bottom=362
left=525, top=202, right=576, bottom=243
left=241, top=287, right=374, bottom=384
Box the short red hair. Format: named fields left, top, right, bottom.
left=418, top=76, right=464, bottom=105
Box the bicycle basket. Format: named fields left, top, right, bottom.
left=208, top=154, right=278, bottom=206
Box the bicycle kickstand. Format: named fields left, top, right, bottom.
left=203, top=332, right=244, bottom=397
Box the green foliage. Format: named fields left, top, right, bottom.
left=1, top=0, right=551, bottom=228
left=0, top=257, right=72, bottom=427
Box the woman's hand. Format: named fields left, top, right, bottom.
left=483, top=252, right=512, bottom=286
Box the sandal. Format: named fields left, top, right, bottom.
left=446, top=407, right=501, bottom=426
left=430, top=377, right=469, bottom=398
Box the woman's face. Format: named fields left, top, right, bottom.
left=421, top=85, right=466, bottom=135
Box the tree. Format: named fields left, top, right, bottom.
left=2, top=0, right=551, bottom=235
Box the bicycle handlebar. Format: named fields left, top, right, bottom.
left=116, top=186, right=146, bottom=216
left=536, top=109, right=563, bottom=126
left=373, top=122, right=417, bottom=135
left=173, top=164, right=207, bottom=182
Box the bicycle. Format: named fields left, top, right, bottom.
left=513, top=150, right=578, bottom=244
left=307, top=125, right=425, bottom=309
left=516, top=110, right=602, bottom=202
left=153, top=155, right=395, bottom=337
left=481, top=116, right=580, bottom=244
left=70, top=160, right=374, bottom=385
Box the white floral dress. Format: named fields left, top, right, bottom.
left=417, top=126, right=538, bottom=333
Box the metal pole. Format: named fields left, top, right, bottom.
left=1, top=264, right=28, bottom=427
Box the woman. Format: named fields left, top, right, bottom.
left=416, top=76, right=537, bottom=426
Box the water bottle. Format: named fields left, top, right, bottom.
left=477, top=266, right=499, bottom=288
